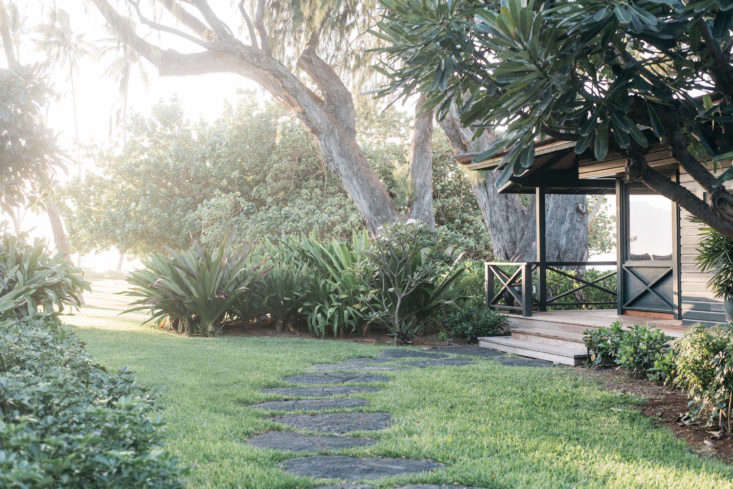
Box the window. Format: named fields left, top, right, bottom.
left=628, top=194, right=673, bottom=261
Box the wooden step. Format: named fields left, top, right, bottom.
left=509, top=324, right=587, bottom=344
left=478, top=336, right=587, bottom=366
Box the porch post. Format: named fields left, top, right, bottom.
left=615, top=179, right=627, bottom=315
left=536, top=185, right=547, bottom=311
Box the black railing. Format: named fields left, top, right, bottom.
left=485, top=261, right=618, bottom=317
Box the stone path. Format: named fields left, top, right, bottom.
left=246, top=345, right=553, bottom=487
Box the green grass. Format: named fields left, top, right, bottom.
left=67, top=280, right=733, bottom=489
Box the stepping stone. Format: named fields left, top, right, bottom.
left=315, top=485, right=374, bottom=489
left=247, top=431, right=375, bottom=451
left=252, top=398, right=367, bottom=412
left=428, top=346, right=506, bottom=358
left=261, top=385, right=382, bottom=398
left=282, top=455, right=442, bottom=481
left=379, top=349, right=449, bottom=360
left=273, top=412, right=391, bottom=433
left=405, top=358, right=474, bottom=368
left=497, top=355, right=552, bottom=367
left=310, top=360, right=399, bottom=372
left=397, top=484, right=486, bottom=489
left=283, top=373, right=391, bottom=385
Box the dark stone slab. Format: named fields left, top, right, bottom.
left=247, top=431, right=375, bottom=451
left=398, top=485, right=486, bottom=489
left=252, top=398, right=367, bottom=412
left=283, top=373, right=391, bottom=385
left=496, top=355, right=553, bottom=367
left=281, top=456, right=442, bottom=481
left=405, top=358, right=474, bottom=368
left=261, top=385, right=382, bottom=398
left=379, top=349, right=449, bottom=360
left=273, top=412, right=391, bottom=434
left=428, top=346, right=506, bottom=358
left=314, top=485, right=375, bottom=489
left=310, top=360, right=399, bottom=372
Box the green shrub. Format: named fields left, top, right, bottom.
left=364, top=223, right=465, bottom=344
left=125, top=244, right=259, bottom=336
left=0, top=234, right=89, bottom=319
left=291, top=233, right=372, bottom=337
left=0, top=315, right=184, bottom=488
left=696, top=226, right=733, bottom=299
left=616, top=325, right=670, bottom=378
left=673, top=325, right=733, bottom=432
left=444, top=302, right=508, bottom=343
left=648, top=347, right=677, bottom=385
left=584, top=322, right=625, bottom=368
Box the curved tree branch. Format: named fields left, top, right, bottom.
left=298, top=35, right=356, bottom=136
left=238, top=0, right=258, bottom=48
left=0, top=0, right=18, bottom=69
left=159, top=0, right=213, bottom=41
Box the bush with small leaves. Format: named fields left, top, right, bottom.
left=673, top=325, right=733, bottom=433
left=0, top=315, right=184, bottom=488
left=445, top=302, right=508, bottom=343
left=616, top=325, right=670, bottom=378
left=583, top=322, right=625, bottom=368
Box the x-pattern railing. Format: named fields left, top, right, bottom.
left=485, top=261, right=618, bottom=316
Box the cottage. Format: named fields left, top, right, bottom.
left=458, top=141, right=730, bottom=365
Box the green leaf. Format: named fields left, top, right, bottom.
left=594, top=122, right=609, bottom=160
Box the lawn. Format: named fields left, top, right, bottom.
left=67, top=280, right=733, bottom=489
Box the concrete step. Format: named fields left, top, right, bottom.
left=478, top=335, right=587, bottom=366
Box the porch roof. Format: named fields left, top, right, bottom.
left=455, top=139, right=679, bottom=195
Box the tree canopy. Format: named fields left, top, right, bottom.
left=64, top=97, right=491, bottom=257
left=0, top=67, right=58, bottom=212
left=377, top=0, right=733, bottom=236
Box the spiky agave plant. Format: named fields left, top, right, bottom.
left=0, top=234, right=89, bottom=319
left=125, top=244, right=258, bottom=336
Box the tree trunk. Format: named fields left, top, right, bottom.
left=314, top=123, right=398, bottom=234
left=439, top=106, right=588, bottom=261
left=408, top=95, right=435, bottom=228
left=46, top=201, right=71, bottom=256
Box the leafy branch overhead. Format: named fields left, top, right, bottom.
left=376, top=0, right=733, bottom=237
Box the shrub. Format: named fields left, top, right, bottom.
left=292, top=233, right=373, bottom=337
left=584, top=322, right=625, bottom=368
left=0, top=234, right=89, bottom=319
left=0, top=315, right=184, bottom=488
left=616, top=325, right=670, bottom=378
left=648, top=347, right=677, bottom=385
left=444, top=302, right=508, bottom=343
left=696, top=226, right=733, bottom=299
left=125, top=244, right=259, bottom=336
left=673, top=325, right=733, bottom=432
left=364, top=223, right=465, bottom=344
